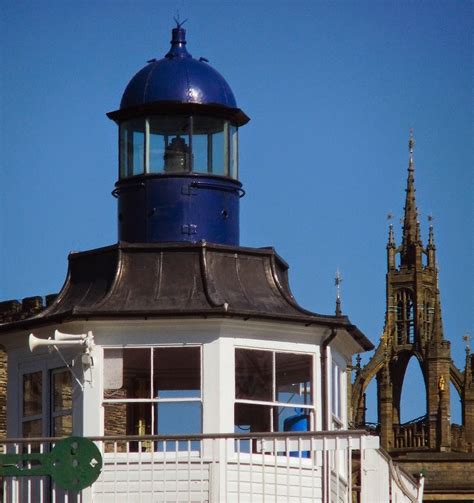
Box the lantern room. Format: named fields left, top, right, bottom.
left=107, top=25, right=249, bottom=246
left=117, top=114, right=239, bottom=178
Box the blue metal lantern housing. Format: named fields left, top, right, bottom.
left=107, top=26, right=250, bottom=246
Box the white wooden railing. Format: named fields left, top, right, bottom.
left=0, top=430, right=422, bottom=503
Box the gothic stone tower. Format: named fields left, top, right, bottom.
left=351, top=132, right=474, bottom=499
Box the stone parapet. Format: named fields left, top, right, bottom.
left=0, top=294, right=56, bottom=324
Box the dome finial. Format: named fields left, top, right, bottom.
left=166, top=16, right=191, bottom=59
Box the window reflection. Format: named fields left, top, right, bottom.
left=53, top=415, right=73, bottom=437
left=235, top=403, right=272, bottom=433
left=23, top=372, right=42, bottom=417
left=53, top=370, right=72, bottom=411
left=276, top=352, right=312, bottom=405
left=235, top=349, right=272, bottom=401
left=23, top=419, right=42, bottom=438
left=51, top=369, right=73, bottom=436
left=104, top=348, right=151, bottom=399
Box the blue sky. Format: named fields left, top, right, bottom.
left=1, top=0, right=472, bottom=423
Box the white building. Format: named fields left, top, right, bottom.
left=0, top=24, right=423, bottom=503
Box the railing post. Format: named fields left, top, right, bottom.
left=322, top=436, right=329, bottom=503
left=208, top=437, right=227, bottom=503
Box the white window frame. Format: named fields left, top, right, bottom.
left=234, top=347, right=316, bottom=432
left=20, top=364, right=73, bottom=438
left=102, top=345, right=203, bottom=435
left=331, top=358, right=346, bottom=430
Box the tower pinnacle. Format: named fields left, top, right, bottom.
left=335, top=268, right=342, bottom=316
left=386, top=213, right=396, bottom=269
left=427, top=215, right=436, bottom=249
left=401, top=130, right=421, bottom=265
left=387, top=215, right=395, bottom=247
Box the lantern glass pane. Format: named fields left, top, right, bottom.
left=120, top=118, right=146, bottom=177
left=148, top=116, right=191, bottom=173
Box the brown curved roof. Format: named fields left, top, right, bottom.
left=0, top=242, right=372, bottom=350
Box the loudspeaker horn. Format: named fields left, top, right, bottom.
left=54, top=330, right=87, bottom=341
left=29, top=333, right=85, bottom=352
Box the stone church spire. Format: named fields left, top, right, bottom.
left=401, top=130, right=421, bottom=267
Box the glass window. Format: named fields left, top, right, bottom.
left=21, top=368, right=72, bottom=438
left=192, top=133, right=209, bottom=173
left=153, top=347, right=200, bottom=398
left=155, top=402, right=202, bottom=435
left=192, top=117, right=228, bottom=175
left=53, top=369, right=72, bottom=411
left=120, top=118, right=146, bottom=177
left=229, top=125, right=238, bottom=179
left=104, top=348, right=151, bottom=399
left=235, top=349, right=272, bottom=401
left=23, top=371, right=42, bottom=417
left=235, top=348, right=314, bottom=434
left=235, top=403, right=272, bottom=433
left=103, top=346, right=202, bottom=438
left=103, top=402, right=130, bottom=435
left=21, top=371, right=44, bottom=445
left=212, top=130, right=226, bottom=175
left=53, top=415, right=73, bottom=437
left=23, top=419, right=42, bottom=438
left=51, top=369, right=73, bottom=436
left=148, top=116, right=191, bottom=173
left=276, top=352, right=312, bottom=405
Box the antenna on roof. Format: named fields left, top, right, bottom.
left=174, top=11, right=188, bottom=29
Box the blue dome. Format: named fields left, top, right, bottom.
left=120, top=27, right=237, bottom=110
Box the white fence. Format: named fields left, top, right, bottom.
left=0, top=431, right=422, bottom=503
